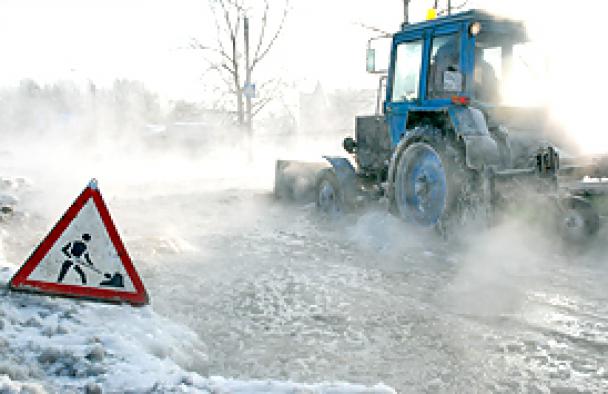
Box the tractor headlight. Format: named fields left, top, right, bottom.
left=469, top=21, right=482, bottom=36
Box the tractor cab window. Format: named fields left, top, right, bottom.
left=391, top=39, right=423, bottom=102
left=428, top=33, right=461, bottom=99
left=474, top=32, right=546, bottom=106
left=474, top=45, right=501, bottom=103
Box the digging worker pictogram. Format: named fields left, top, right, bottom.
left=57, top=233, right=98, bottom=284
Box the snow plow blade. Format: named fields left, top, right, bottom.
left=560, top=154, right=608, bottom=213
left=274, top=160, right=327, bottom=202
left=560, top=154, right=608, bottom=180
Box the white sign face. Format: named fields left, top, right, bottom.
left=28, top=199, right=135, bottom=292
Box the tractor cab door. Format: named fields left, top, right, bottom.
left=385, top=25, right=466, bottom=147
left=385, top=32, right=428, bottom=147
left=426, top=27, right=464, bottom=102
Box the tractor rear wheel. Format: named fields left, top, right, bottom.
left=394, top=133, right=470, bottom=228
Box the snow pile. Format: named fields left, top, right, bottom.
left=0, top=240, right=395, bottom=392
left=0, top=265, right=396, bottom=393
left=0, top=266, right=207, bottom=392
left=0, top=374, right=46, bottom=394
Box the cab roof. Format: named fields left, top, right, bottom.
left=399, top=9, right=526, bottom=39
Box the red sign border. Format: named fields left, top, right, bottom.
left=9, top=184, right=149, bottom=305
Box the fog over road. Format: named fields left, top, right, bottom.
left=2, top=136, right=607, bottom=392
left=119, top=182, right=608, bottom=392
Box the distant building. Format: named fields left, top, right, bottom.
left=299, top=82, right=329, bottom=132
left=299, top=82, right=376, bottom=133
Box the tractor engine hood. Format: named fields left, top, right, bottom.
left=484, top=106, right=577, bottom=153
left=484, top=106, right=549, bottom=133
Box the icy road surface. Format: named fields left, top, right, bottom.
left=117, top=185, right=608, bottom=393
left=1, top=136, right=607, bottom=392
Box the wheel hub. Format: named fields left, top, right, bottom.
left=395, top=142, right=448, bottom=226
left=318, top=180, right=338, bottom=214
left=414, top=173, right=434, bottom=211
left=561, top=209, right=586, bottom=242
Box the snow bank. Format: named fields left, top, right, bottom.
left=0, top=255, right=395, bottom=393
left=0, top=374, right=46, bottom=394
left=0, top=266, right=208, bottom=392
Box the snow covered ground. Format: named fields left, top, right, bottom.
left=1, top=134, right=607, bottom=393
left=0, top=136, right=398, bottom=393
left=0, top=213, right=395, bottom=391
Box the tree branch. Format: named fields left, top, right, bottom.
left=201, top=62, right=236, bottom=91
left=250, top=0, right=288, bottom=70
left=218, top=0, right=236, bottom=42
left=209, top=2, right=233, bottom=66
left=250, top=78, right=287, bottom=118
left=190, top=38, right=233, bottom=65
left=252, top=97, right=272, bottom=117
left=200, top=0, right=289, bottom=123
left=253, top=0, right=270, bottom=61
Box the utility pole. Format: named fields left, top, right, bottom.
left=448, top=0, right=452, bottom=15
left=244, top=15, right=252, bottom=132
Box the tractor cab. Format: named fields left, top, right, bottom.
left=352, top=10, right=546, bottom=183
left=370, top=9, right=535, bottom=147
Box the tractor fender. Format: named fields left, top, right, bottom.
left=448, top=106, right=500, bottom=170
left=386, top=108, right=500, bottom=199
left=462, top=135, right=500, bottom=170
left=321, top=156, right=358, bottom=204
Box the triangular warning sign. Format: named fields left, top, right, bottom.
left=9, top=179, right=149, bottom=305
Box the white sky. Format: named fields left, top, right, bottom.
left=0, top=0, right=604, bottom=95
left=0, top=0, right=444, bottom=98
left=1, top=0, right=608, bottom=151
left=0, top=0, right=598, bottom=95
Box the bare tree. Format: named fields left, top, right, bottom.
left=191, top=0, right=289, bottom=129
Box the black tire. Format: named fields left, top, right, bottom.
left=556, top=197, right=600, bottom=244
left=315, top=169, right=342, bottom=216
left=393, top=127, right=472, bottom=229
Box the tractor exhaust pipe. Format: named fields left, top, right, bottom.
left=402, top=0, right=410, bottom=28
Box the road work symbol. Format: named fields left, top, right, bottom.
left=100, top=272, right=124, bottom=288
left=57, top=233, right=125, bottom=288
left=8, top=179, right=149, bottom=305
left=58, top=233, right=95, bottom=284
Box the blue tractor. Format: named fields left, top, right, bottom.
left=275, top=8, right=608, bottom=241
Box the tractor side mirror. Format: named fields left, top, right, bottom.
left=366, top=48, right=376, bottom=73
left=366, top=35, right=391, bottom=74
left=443, top=70, right=463, bottom=92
